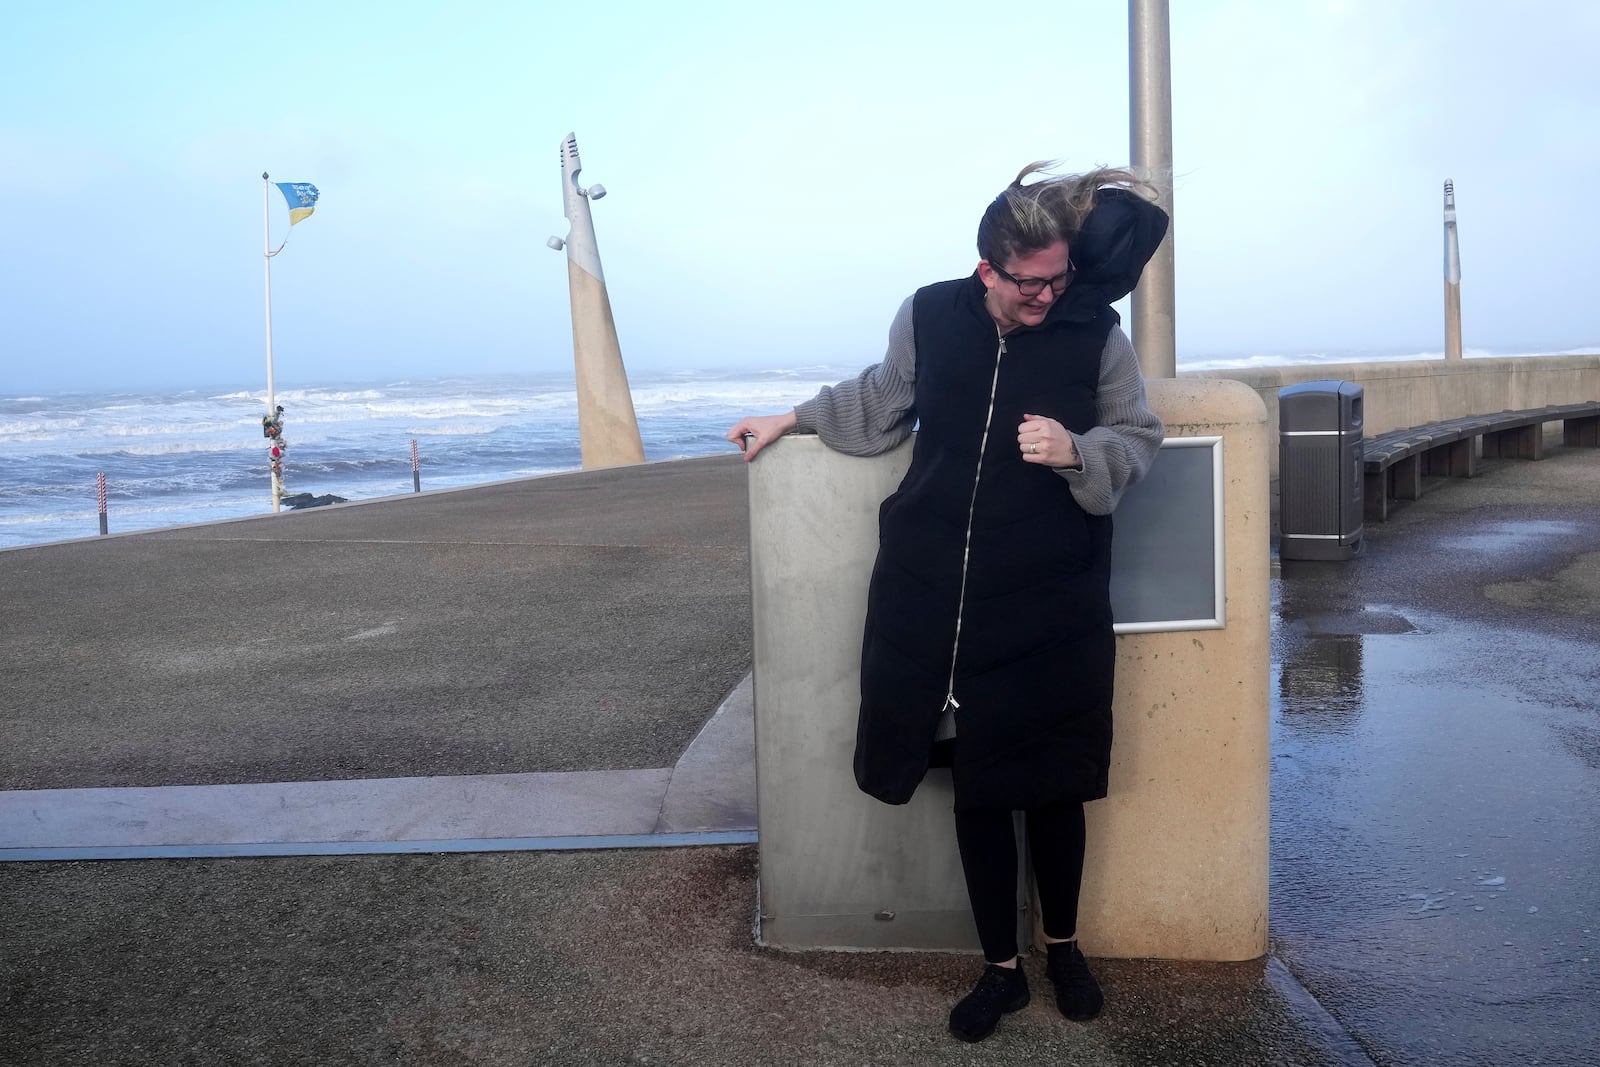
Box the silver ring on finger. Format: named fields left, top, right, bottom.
left=1030, top=443, right=1038, bottom=454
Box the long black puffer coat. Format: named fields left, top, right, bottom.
left=852, top=190, right=1169, bottom=811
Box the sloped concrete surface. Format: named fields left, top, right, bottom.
left=0, top=676, right=757, bottom=858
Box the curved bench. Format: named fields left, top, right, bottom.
left=1363, top=402, right=1600, bottom=521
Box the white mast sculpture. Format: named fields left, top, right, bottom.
left=1444, top=180, right=1463, bottom=361
left=547, top=133, right=646, bottom=468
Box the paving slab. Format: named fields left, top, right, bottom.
left=0, top=770, right=674, bottom=853
left=1, top=675, right=757, bottom=861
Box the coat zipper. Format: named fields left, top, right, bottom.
left=942, top=335, right=1007, bottom=718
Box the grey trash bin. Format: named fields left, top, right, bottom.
left=1279, top=380, right=1363, bottom=561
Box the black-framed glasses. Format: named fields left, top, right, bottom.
left=991, top=258, right=1076, bottom=297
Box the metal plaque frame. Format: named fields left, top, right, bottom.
left=1110, top=435, right=1226, bottom=633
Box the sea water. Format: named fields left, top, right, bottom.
left=0, top=369, right=850, bottom=550
left=3, top=345, right=1595, bottom=550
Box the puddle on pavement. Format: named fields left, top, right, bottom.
left=1276, top=635, right=1365, bottom=733
left=1435, top=518, right=1581, bottom=554
left=1268, top=602, right=1599, bottom=1064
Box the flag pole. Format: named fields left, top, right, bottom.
left=259, top=177, right=317, bottom=513
left=263, top=171, right=281, bottom=512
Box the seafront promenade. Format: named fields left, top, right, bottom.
left=2, top=446, right=1597, bottom=1065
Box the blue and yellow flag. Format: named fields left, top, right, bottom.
left=276, top=182, right=320, bottom=225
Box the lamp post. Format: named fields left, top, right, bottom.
left=1129, top=0, right=1176, bottom=380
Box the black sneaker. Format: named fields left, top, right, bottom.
left=948, top=963, right=1030, bottom=1042
left=1045, top=940, right=1104, bottom=1021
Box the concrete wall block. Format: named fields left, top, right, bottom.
left=749, top=438, right=987, bottom=951
left=749, top=379, right=1271, bottom=961
left=1075, top=379, right=1271, bottom=960
left=1195, top=355, right=1600, bottom=479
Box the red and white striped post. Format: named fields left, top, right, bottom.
left=410, top=438, right=421, bottom=492
left=97, top=472, right=108, bottom=536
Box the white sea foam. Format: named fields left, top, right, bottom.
left=272, top=387, right=387, bottom=403
left=76, top=440, right=258, bottom=458
left=1181, top=345, right=1600, bottom=372
left=0, top=417, right=89, bottom=437
left=406, top=423, right=502, bottom=437
left=0, top=509, right=95, bottom=527
left=98, top=420, right=250, bottom=438
left=629, top=377, right=844, bottom=410
left=1500, top=345, right=1600, bottom=358
left=277, top=395, right=571, bottom=425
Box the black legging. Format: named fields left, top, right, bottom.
left=954, top=798, right=1087, bottom=963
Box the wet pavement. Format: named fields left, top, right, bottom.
left=1271, top=444, right=1600, bottom=1065
left=2, top=442, right=1599, bottom=1064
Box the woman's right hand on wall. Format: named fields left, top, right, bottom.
left=725, top=411, right=798, bottom=462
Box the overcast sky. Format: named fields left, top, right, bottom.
left=3, top=0, right=1596, bottom=392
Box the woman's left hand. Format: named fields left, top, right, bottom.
left=1018, top=413, right=1081, bottom=469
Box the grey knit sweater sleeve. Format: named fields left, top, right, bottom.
left=792, top=303, right=1163, bottom=513
left=1056, top=324, right=1165, bottom=515
left=792, top=297, right=917, bottom=456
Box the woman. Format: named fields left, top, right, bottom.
left=727, top=163, right=1167, bottom=1042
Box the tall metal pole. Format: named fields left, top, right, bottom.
left=263, top=172, right=281, bottom=512
left=263, top=174, right=277, bottom=418
left=1443, top=180, right=1463, bottom=361
left=1129, top=0, right=1177, bottom=379
left=548, top=133, right=646, bottom=469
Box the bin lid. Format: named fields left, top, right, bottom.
left=1279, top=379, right=1363, bottom=400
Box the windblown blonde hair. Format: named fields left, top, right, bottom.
left=977, top=162, right=1157, bottom=265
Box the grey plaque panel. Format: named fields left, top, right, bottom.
left=1110, top=436, right=1225, bottom=633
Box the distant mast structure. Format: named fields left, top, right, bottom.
left=547, top=134, right=646, bottom=469
left=1444, top=180, right=1463, bottom=361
